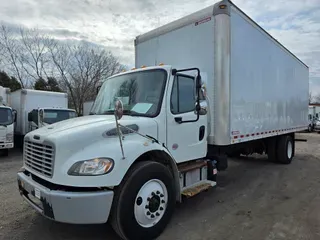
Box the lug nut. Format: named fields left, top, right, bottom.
left=147, top=211, right=151, bottom=215
left=156, top=212, right=160, bottom=216
left=160, top=194, right=164, bottom=197
left=161, top=200, right=165, bottom=204
left=136, top=197, right=143, bottom=206
left=152, top=192, right=155, bottom=196
left=147, top=197, right=151, bottom=201
left=156, top=191, right=160, bottom=194
left=151, top=214, right=155, bottom=218
left=145, top=205, right=149, bottom=209
left=160, top=207, right=164, bottom=211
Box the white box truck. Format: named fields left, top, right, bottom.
left=0, top=86, right=14, bottom=156
left=11, top=89, right=77, bottom=146
left=17, top=1, right=309, bottom=240
left=83, top=100, right=94, bottom=116
left=308, top=104, right=320, bottom=132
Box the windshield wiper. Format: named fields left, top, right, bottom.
left=103, top=110, right=116, bottom=115
left=122, top=109, right=143, bottom=117
left=102, top=109, right=142, bottom=117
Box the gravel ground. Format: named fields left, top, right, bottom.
left=1, top=133, right=320, bottom=240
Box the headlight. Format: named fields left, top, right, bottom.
left=67, top=158, right=114, bottom=176
left=6, top=133, right=13, bottom=142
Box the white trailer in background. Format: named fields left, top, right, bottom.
left=0, top=86, right=14, bottom=156
left=83, top=100, right=94, bottom=116
left=11, top=89, right=77, bottom=146
left=17, top=1, right=309, bottom=239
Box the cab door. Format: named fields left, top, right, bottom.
left=166, top=73, right=208, bottom=163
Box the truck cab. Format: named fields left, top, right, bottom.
left=27, top=107, right=77, bottom=131
left=0, top=104, right=14, bottom=156
left=17, top=65, right=213, bottom=239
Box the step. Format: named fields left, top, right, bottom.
left=181, top=180, right=216, bottom=198
left=178, top=160, right=207, bottom=173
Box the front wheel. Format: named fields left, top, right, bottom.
left=110, top=161, right=176, bottom=240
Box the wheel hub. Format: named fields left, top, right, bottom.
left=148, top=195, right=161, bottom=213
left=134, top=179, right=168, bottom=228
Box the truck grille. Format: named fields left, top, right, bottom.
left=24, top=141, right=54, bottom=178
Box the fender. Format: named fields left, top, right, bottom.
left=128, top=142, right=181, bottom=202
left=55, top=136, right=180, bottom=195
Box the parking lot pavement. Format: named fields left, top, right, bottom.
left=1, top=133, right=320, bottom=240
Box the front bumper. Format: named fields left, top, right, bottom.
left=0, top=142, right=13, bottom=149
left=17, top=171, right=114, bottom=224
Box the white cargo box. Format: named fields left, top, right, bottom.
left=11, top=89, right=69, bottom=135
left=135, top=0, right=309, bottom=146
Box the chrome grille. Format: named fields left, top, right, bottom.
left=24, top=140, right=54, bottom=178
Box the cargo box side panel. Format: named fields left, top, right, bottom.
left=229, top=7, right=309, bottom=143
left=135, top=16, right=216, bottom=137
left=135, top=38, right=158, bottom=68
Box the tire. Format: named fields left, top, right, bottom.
left=267, top=137, right=278, bottom=162
left=110, top=161, right=176, bottom=240
left=276, top=135, right=294, bottom=164
left=1, top=149, right=9, bottom=157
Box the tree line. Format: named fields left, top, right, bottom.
left=0, top=24, right=126, bottom=115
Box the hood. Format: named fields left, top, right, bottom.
left=26, top=115, right=159, bottom=140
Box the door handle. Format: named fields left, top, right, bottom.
left=174, top=117, right=182, bottom=124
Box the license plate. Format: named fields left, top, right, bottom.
left=34, top=188, right=41, bottom=199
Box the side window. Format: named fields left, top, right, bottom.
left=170, top=75, right=195, bottom=114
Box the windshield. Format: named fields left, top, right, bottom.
left=43, top=109, right=77, bottom=124
left=90, top=69, right=167, bottom=117
left=0, top=107, right=13, bottom=125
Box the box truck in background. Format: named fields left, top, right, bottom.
left=83, top=100, right=94, bottom=116
left=17, top=1, right=309, bottom=239
left=0, top=86, right=14, bottom=156
left=309, top=104, right=320, bottom=132
left=11, top=89, right=77, bottom=146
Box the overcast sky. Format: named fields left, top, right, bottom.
left=0, top=0, right=319, bottom=94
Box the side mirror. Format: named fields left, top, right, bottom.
left=96, top=86, right=101, bottom=94
left=114, top=99, right=124, bottom=120
left=195, top=74, right=202, bottom=113
left=12, top=110, right=17, bottom=122
left=39, top=109, right=44, bottom=124
left=28, top=112, right=33, bottom=122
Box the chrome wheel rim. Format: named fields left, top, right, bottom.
left=134, top=179, right=168, bottom=228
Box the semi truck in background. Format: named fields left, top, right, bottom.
left=0, top=86, right=14, bottom=156
left=11, top=89, right=77, bottom=147
left=83, top=100, right=94, bottom=116
left=17, top=1, right=309, bottom=240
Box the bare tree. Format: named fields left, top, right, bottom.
left=48, top=41, right=125, bottom=115
left=19, top=27, right=53, bottom=81
left=0, top=25, right=26, bottom=87
left=0, top=24, right=126, bottom=113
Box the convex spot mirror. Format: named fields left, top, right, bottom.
left=114, top=99, right=124, bottom=120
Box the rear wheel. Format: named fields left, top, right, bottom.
left=110, top=161, right=176, bottom=240
left=267, top=137, right=278, bottom=162
left=277, top=135, right=294, bottom=164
